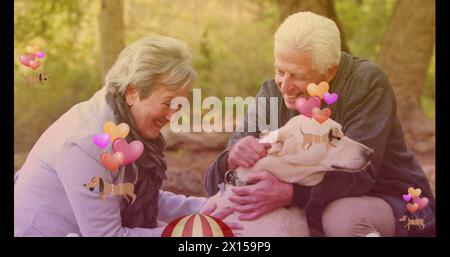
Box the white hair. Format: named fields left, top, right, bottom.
left=105, top=35, right=197, bottom=99
left=274, top=11, right=341, bottom=74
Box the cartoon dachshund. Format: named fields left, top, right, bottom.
left=83, top=172, right=138, bottom=204
left=398, top=215, right=425, bottom=230
left=21, top=72, right=49, bottom=85
left=300, top=127, right=344, bottom=151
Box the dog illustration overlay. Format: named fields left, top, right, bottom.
left=84, top=121, right=144, bottom=204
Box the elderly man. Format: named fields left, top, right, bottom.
left=204, top=11, right=435, bottom=236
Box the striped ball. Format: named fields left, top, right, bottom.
left=161, top=214, right=234, bottom=237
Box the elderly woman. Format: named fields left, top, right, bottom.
left=14, top=36, right=237, bottom=236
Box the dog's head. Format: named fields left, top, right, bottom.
left=271, top=115, right=373, bottom=173
left=321, top=125, right=373, bottom=172
left=83, top=176, right=104, bottom=192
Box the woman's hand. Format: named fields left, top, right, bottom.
left=201, top=204, right=243, bottom=236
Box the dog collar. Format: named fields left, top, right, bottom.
left=224, top=170, right=247, bottom=187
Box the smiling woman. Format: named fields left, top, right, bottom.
left=14, top=36, right=240, bottom=236
left=103, top=36, right=198, bottom=229
left=105, top=36, right=196, bottom=139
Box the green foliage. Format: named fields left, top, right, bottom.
left=335, top=0, right=396, bottom=59
left=125, top=0, right=279, bottom=98
left=14, top=0, right=86, bottom=44
left=422, top=46, right=435, bottom=119
left=336, top=0, right=435, bottom=120
left=14, top=0, right=101, bottom=152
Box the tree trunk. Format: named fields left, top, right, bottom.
left=99, top=0, right=125, bottom=82
left=275, top=0, right=351, bottom=53
left=377, top=0, right=435, bottom=137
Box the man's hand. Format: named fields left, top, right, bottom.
left=228, top=171, right=294, bottom=221
left=228, top=136, right=271, bottom=170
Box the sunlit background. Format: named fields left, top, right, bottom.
left=14, top=0, right=435, bottom=196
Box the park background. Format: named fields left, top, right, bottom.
left=14, top=0, right=435, bottom=196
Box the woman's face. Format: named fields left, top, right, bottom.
left=125, top=84, right=187, bottom=139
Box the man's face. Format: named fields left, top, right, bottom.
left=274, top=48, right=330, bottom=111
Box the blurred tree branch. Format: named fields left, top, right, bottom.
left=377, top=0, right=435, bottom=138
left=99, top=0, right=125, bottom=81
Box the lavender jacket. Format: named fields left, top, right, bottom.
left=14, top=87, right=206, bottom=237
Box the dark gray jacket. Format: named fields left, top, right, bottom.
left=204, top=52, right=435, bottom=236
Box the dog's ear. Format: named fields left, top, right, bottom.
left=99, top=178, right=104, bottom=193
left=332, top=128, right=344, bottom=138
left=299, top=125, right=305, bottom=135
left=328, top=129, right=334, bottom=142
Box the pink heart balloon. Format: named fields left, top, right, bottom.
left=295, top=96, right=321, bottom=118
left=402, top=194, right=412, bottom=202
left=324, top=92, right=338, bottom=105
left=35, top=51, right=45, bottom=59
left=112, top=138, right=144, bottom=165
left=92, top=134, right=110, bottom=149
left=413, top=196, right=429, bottom=210
left=19, top=54, right=35, bottom=67
left=29, top=60, right=41, bottom=71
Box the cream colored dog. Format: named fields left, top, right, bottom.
left=201, top=115, right=374, bottom=236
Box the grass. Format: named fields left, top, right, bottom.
left=421, top=96, right=435, bottom=120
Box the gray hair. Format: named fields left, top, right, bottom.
left=274, top=11, right=341, bottom=74
left=105, top=36, right=197, bottom=99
